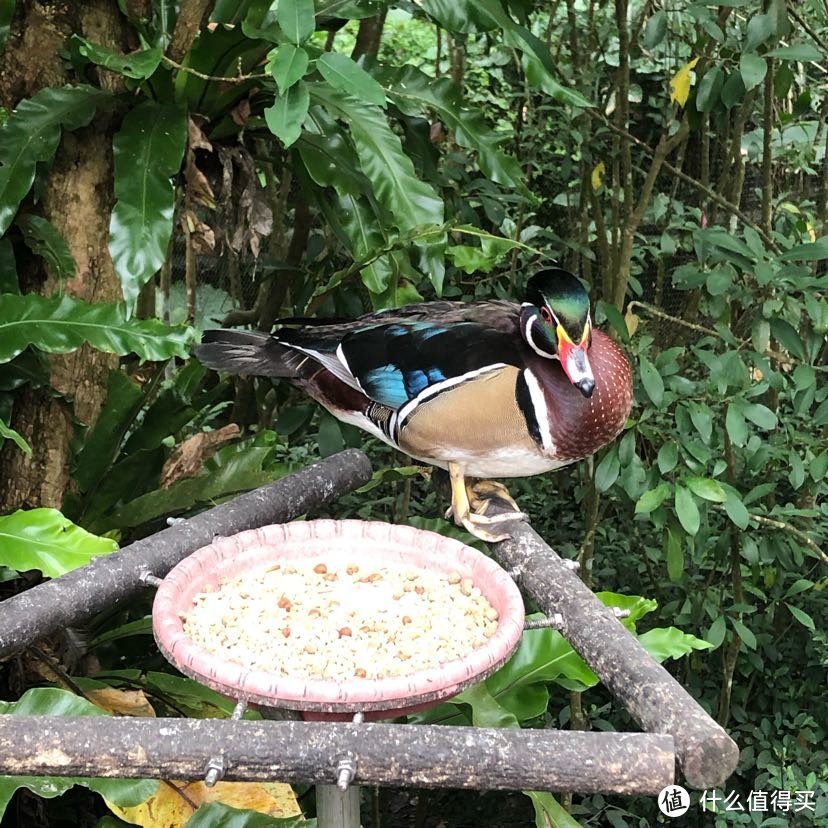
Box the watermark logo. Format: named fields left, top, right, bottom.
left=658, top=785, right=691, bottom=817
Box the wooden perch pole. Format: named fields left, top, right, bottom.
left=486, top=508, right=740, bottom=790
left=0, top=717, right=675, bottom=795
left=0, top=449, right=372, bottom=659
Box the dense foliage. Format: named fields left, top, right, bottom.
left=0, top=0, right=826, bottom=825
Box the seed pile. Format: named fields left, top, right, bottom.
left=182, top=560, right=500, bottom=681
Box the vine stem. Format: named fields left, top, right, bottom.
left=748, top=514, right=828, bottom=566
left=161, top=54, right=267, bottom=83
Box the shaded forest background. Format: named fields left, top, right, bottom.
left=0, top=0, right=826, bottom=825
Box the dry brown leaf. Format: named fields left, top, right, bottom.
left=161, top=425, right=241, bottom=488
left=180, top=209, right=216, bottom=255
left=109, top=780, right=301, bottom=827
left=86, top=687, right=156, bottom=717
left=230, top=98, right=252, bottom=126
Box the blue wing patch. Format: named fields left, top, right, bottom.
left=339, top=321, right=520, bottom=411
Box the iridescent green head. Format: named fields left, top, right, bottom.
left=520, top=269, right=595, bottom=397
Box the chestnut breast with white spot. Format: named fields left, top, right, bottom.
left=527, top=330, right=633, bottom=463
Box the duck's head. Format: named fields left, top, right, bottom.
left=520, top=268, right=595, bottom=398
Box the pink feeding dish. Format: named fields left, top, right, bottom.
left=153, top=520, right=525, bottom=716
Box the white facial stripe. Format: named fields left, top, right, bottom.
left=396, top=363, right=508, bottom=432
left=524, top=315, right=557, bottom=360
left=522, top=369, right=554, bottom=453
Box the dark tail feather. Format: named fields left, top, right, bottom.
left=195, top=330, right=307, bottom=378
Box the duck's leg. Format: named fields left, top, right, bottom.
left=446, top=462, right=526, bottom=542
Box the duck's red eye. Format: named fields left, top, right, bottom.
left=540, top=307, right=552, bottom=324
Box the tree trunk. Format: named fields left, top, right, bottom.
left=0, top=1, right=129, bottom=512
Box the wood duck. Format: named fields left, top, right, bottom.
left=197, top=269, right=633, bottom=541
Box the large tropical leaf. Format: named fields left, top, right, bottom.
left=0, top=688, right=157, bottom=820
left=0, top=508, right=117, bottom=577
left=71, top=36, right=163, bottom=79
left=109, top=101, right=187, bottom=314
left=0, top=85, right=111, bottom=235
left=381, top=65, right=523, bottom=188
left=0, top=293, right=197, bottom=363
left=310, top=82, right=445, bottom=291
left=310, top=82, right=443, bottom=234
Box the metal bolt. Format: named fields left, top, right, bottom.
left=204, top=754, right=226, bottom=787
left=352, top=711, right=364, bottom=724
left=562, top=559, right=580, bottom=571
left=335, top=754, right=357, bottom=791
left=231, top=699, right=248, bottom=720
left=139, top=571, right=163, bottom=588
left=612, top=608, right=631, bottom=619
left=524, top=614, right=564, bottom=630
left=166, top=516, right=186, bottom=526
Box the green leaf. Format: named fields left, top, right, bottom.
left=107, top=441, right=284, bottom=529
left=731, top=618, right=756, bottom=649
left=0, top=85, right=111, bottom=235
left=770, top=318, right=806, bottom=359
left=638, top=627, right=712, bottom=661
left=109, top=101, right=187, bottom=315
left=721, top=70, right=746, bottom=108
left=311, top=83, right=444, bottom=291
left=525, top=791, right=582, bottom=828
left=0, top=508, right=117, bottom=577
left=743, top=12, right=775, bottom=53
left=778, top=236, right=828, bottom=261
left=502, top=23, right=591, bottom=108
left=724, top=489, right=749, bottom=529
left=740, top=53, right=767, bottom=91
left=696, top=66, right=723, bottom=113
left=73, top=370, right=144, bottom=492
left=265, top=81, right=310, bottom=147
left=312, top=83, right=444, bottom=235
left=725, top=404, right=748, bottom=447
left=766, top=43, right=823, bottom=61
left=0, top=293, right=196, bottom=363
left=0, top=417, right=31, bottom=455
left=657, top=442, right=678, bottom=474
left=596, top=300, right=630, bottom=344
left=639, top=355, right=664, bottom=407
left=266, top=44, right=309, bottom=94
left=739, top=401, right=777, bottom=429
left=277, top=0, right=315, bottom=44
left=594, top=448, right=620, bottom=492
left=186, top=802, right=316, bottom=827
left=665, top=526, right=684, bottom=582
left=643, top=11, right=668, bottom=49
left=454, top=682, right=519, bottom=728
left=318, top=52, right=385, bottom=107
left=635, top=482, right=671, bottom=514
left=686, top=476, right=727, bottom=503
left=674, top=485, right=700, bottom=535
left=706, top=616, right=726, bottom=649
left=381, top=65, right=523, bottom=188
left=0, top=688, right=157, bottom=820
left=15, top=214, right=76, bottom=281
left=73, top=37, right=163, bottom=79
left=785, top=603, right=815, bottom=631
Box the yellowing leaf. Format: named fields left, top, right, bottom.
left=806, top=221, right=816, bottom=242
left=86, top=688, right=156, bottom=717
left=591, top=161, right=605, bottom=190
left=624, top=308, right=640, bottom=337
left=669, top=57, right=700, bottom=106
left=109, top=780, right=301, bottom=827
